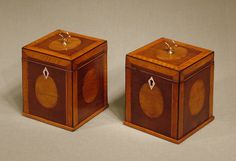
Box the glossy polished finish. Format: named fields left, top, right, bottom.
left=139, top=83, right=164, bottom=119
left=22, top=30, right=108, bottom=131
left=124, top=37, right=214, bottom=144
left=189, top=79, right=206, bottom=116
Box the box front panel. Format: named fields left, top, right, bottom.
left=77, top=55, right=105, bottom=124
left=130, top=66, right=172, bottom=137
left=27, top=61, right=67, bottom=125
left=182, top=65, right=211, bottom=136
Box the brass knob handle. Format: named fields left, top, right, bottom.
left=59, top=30, right=71, bottom=46
left=164, top=40, right=178, bottom=55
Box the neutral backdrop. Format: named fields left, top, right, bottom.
left=0, top=0, right=236, bottom=161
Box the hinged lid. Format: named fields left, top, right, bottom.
left=23, top=29, right=106, bottom=60
left=127, top=38, right=213, bottom=71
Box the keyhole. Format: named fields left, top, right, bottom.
left=150, top=80, right=153, bottom=86
left=148, top=76, right=155, bottom=90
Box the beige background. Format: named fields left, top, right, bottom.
left=0, top=0, right=236, bottom=160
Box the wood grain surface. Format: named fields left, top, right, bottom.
left=22, top=30, right=108, bottom=130
left=125, top=37, right=214, bottom=143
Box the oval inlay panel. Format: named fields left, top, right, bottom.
left=48, top=37, right=81, bottom=51
left=82, top=68, right=99, bottom=103
left=189, top=79, right=205, bottom=116
left=139, top=83, right=164, bottom=118
left=35, top=75, right=58, bottom=109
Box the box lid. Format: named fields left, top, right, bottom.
left=23, top=29, right=106, bottom=60
left=127, top=38, right=213, bottom=71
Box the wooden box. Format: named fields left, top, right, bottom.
left=22, top=30, right=108, bottom=131
left=124, top=38, right=214, bottom=143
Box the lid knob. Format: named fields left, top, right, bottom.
left=59, top=30, right=71, bottom=46
left=48, top=30, right=81, bottom=51
left=164, top=40, right=178, bottom=55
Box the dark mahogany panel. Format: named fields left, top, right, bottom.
left=130, top=66, right=172, bottom=137
left=183, top=66, right=211, bottom=135
left=27, top=61, right=66, bottom=125
left=77, top=55, right=105, bottom=123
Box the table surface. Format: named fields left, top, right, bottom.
left=0, top=0, right=235, bottom=161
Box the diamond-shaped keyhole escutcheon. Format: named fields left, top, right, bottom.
left=43, top=67, right=49, bottom=79
left=148, top=77, right=155, bottom=90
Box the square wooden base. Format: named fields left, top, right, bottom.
left=23, top=104, right=108, bottom=131
left=124, top=116, right=214, bottom=144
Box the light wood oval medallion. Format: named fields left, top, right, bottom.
left=139, top=83, right=164, bottom=118
left=35, top=75, right=58, bottom=109
left=82, top=68, right=99, bottom=103
left=156, top=46, right=188, bottom=61
left=189, top=79, right=205, bottom=116
left=48, top=37, right=81, bottom=51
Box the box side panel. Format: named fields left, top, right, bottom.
left=73, top=43, right=107, bottom=127
left=126, top=64, right=175, bottom=137
left=178, top=53, right=214, bottom=138
left=26, top=60, right=67, bottom=125
left=180, top=65, right=212, bottom=137
left=22, top=49, right=73, bottom=127
left=76, top=54, right=106, bottom=125
left=126, top=56, right=180, bottom=138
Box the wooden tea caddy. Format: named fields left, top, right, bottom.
left=124, top=38, right=214, bottom=143
left=22, top=30, right=108, bottom=131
